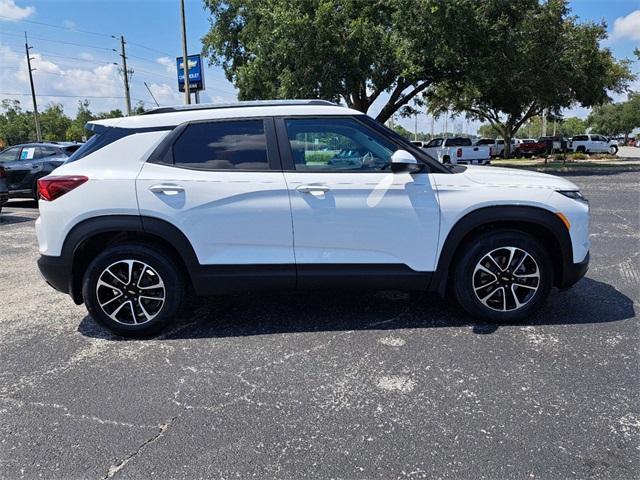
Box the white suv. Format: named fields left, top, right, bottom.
left=35, top=100, right=590, bottom=337
left=568, top=134, right=618, bottom=155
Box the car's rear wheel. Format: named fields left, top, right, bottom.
left=608, top=145, right=618, bottom=155
left=82, top=243, right=185, bottom=337
left=452, top=230, right=553, bottom=322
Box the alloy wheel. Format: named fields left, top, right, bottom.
left=472, top=246, right=540, bottom=312
left=95, top=260, right=165, bottom=325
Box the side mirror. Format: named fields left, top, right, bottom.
left=390, top=149, right=421, bottom=173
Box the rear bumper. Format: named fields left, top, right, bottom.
left=559, top=251, right=589, bottom=290
left=37, top=254, right=71, bottom=295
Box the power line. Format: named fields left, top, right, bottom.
left=0, top=14, right=114, bottom=38
left=0, top=31, right=114, bottom=52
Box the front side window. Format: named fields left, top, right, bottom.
left=172, top=120, right=269, bottom=170
left=284, top=118, right=396, bottom=172
left=0, top=147, right=20, bottom=162
left=426, top=138, right=443, bottom=148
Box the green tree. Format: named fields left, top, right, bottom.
left=202, top=0, right=466, bottom=123
left=66, top=100, right=96, bottom=142
left=39, top=103, right=72, bottom=142
left=587, top=93, right=640, bottom=142
left=425, top=0, right=633, bottom=157
left=477, top=124, right=501, bottom=138
left=556, top=117, right=586, bottom=138
left=96, top=109, right=124, bottom=119
left=0, top=100, right=34, bottom=145
left=392, top=124, right=413, bottom=140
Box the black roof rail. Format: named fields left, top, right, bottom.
left=140, top=99, right=339, bottom=115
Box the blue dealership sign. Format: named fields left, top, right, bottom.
left=177, top=54, right=205, bottom=92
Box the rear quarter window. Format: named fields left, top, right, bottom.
left=171, top=120, right=270, bottom=171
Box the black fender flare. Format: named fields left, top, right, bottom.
left=430, top=205, right=574, bottom=296
left=61, top=215, right=200, bottom=302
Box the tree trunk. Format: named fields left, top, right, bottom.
left=503, top=124, right=513, bottom=159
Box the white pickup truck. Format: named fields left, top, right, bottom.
left=415, top=137, right=491, bottom=165
left=568, top=134, right=618, bottom=154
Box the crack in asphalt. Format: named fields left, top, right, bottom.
left=103, top=415, right=179, bottom=479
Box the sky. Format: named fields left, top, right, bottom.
left=0, top=0, right=638, bottom=136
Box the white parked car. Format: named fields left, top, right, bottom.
left=421, top=137, right=491, bottom=165
left=568, top=134, right=618, bottom=154
left=36, top=100, right=590, bottom=336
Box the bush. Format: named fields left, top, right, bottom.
left=568, top=152, right=588, bottom=160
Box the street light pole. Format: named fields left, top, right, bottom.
left=180, top=0, right=191, bottom=105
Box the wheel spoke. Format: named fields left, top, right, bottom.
left=513, top=281, right=537, bottom=290
left=474, top=278, right=497, bottom=292
left=510, top=284, right=524, bottom=309
left=505, top=247, right=517, bottom=271
left=99, top=293, right=123, bottom=309
left=479, top=284, right=501, bottom=303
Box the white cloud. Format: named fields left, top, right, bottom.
left=156, top=57, right=175, bottom=76
left=0, top=0, right=35, bottom=21
left=609, top=10, right=640, bottom=42
left=148, top=82, right=182, bottom=105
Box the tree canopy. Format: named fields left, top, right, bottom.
left=587, top=93, right=640, bottom=141
left=0, top=99, right=128, bottom=146
left=202, top=0, right=467, bottom=122
left=423, top=0, right=633, bottom=156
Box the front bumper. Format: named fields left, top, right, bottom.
left=37, top=254, right=71, bottom=295
left=559, top=251, right=589, bottom=290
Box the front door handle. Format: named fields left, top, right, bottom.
left=296, top=184, right=330, bottom=194
left=149, top=184, right=184, bottom=196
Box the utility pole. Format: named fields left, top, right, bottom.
left=119, top=35, right=132, bottom=115
left=24, top=32, right=41, bottom=142
left=180, top=0, right=191, bottom=104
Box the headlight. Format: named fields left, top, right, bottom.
left=557, top=190, right=588, bottom=204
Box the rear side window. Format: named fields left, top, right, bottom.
left=37, top=146, right=60, bottom=158
left=446, top=137, right=472, bottom=146
left=66, top=124, right=174, bottom=163
left=172, top=120, right=269, bottom=170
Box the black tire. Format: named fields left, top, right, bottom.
left=82, top=242, right=185, bottom=337
left=576, top=146, right=586, bottom=154
left=442, top=155, right=451, bottom=164
left=609, top=145, right=618, bottom=155
left=452, top=230, right=553, bottom=323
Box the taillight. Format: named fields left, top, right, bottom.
left=457, top=148, right=462, bottom=158
left=37, top=175, right=88, bottom=201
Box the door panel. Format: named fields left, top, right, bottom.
left=136, top=118, right=294, bottom=267
left=137, top=163, right=294, bottom=265
left=284, top=170, right=440, bottom=271
left=278, top=116, right=440, bottom=272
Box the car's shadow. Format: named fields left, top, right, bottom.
left=5, top=200, right=38, bottom=208
left=78, top=277, right=635, bottom=341
left=0, top=214, right=34, bottom=225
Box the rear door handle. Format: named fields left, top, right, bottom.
left=149, top=184, right=184, bottom=195
left=296, top=184, right=330, bottom=194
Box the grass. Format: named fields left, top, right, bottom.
left=491, top=157, right=640, bottom=173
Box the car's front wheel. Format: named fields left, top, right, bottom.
left=82, top=243, right=185, bottom=337
left=452, top=230, right=553, bottom=322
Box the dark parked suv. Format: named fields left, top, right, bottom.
left=0, top=142, right=82, bottom=200
left=0, top=166, right=8, bottom=215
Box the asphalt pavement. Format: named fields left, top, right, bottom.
left=0, top=171, right=638, bottom=479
